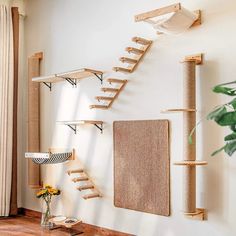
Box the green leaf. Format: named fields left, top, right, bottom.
left=211, top=145, right=225, bottom=156
left=207, top=106, right=227, bottom=121
left=228, top=98, right=236, bottom=110
left=215, top=80, right=236, bottom=87
left=230, top=125, right=236, bottom=131
left=224, top=132, right=236, bottom=141
left=216, top=111, right=236, bottom=126
left=224, top=141, right=236, bottom=156
left=213, top=85, right=236, bottom=96
left=188, top=120, right=203, bottom=144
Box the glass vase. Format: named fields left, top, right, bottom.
left=41, top=199, right=53, bottom=229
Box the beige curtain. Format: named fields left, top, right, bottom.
left=0, top=4, right=14, bottom=216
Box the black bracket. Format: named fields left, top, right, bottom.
left=65, top=77, right=77, bottom=88
left=94, top=124, right=103, bottom=134
left=67, top=125, right=77, bottom=134
left=43, top=82, right=52, bottom=91
left=93, top=73, right=103, bottom=84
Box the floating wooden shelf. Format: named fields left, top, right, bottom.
left=90, top=79, right=127, bottom=110
left=57, top=120, right=103, bottom=134
left=134, top=3, right=201, bottom=35
left=181, top=53, right=203, bottom=65
left=161, top=108, right=196, bottom=113
left=174, top=161, right=208, bottom=166
left=67, top=168, right=102, bottom=200
left=132, top=36, right=152, bottom=45
left=25, top=148, right=75, bottom=165
left=32, top=68, right=103, bottom=91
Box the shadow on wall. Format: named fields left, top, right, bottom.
left=199, top=60, right=228, bottom=221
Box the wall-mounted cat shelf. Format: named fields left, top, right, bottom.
left=113, top=37, right=152, bottom=73
left=134, top=3, right=201, bottom=35
left=25, top=148, right=75, bottom=164
left=90, top=79, right=127, bottom=109
left=57, top=120, right=104, bottom=134
left=32, top=68, right=103, bottom=91
left=163, top=53, right=207, bottom=221
left=67, top=168, right=102, bottom=200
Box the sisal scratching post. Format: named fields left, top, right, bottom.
left=183, top=61, right=196, bottom=214
left=171, top=54, right=207, bottom=220
left=28, top=52, right=43, bottom=189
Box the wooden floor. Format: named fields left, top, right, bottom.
left=0, top=216, right=132, bottom=236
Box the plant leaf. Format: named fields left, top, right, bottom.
left=228, top=98, right=236, bottom=110
left=188, top=119, right=203, bottom=144
left=211, top=145, right=225, bottom=156
left=216, top=111, right=236, bottom=126
left=230, top=125, right=236, bottom=131
left=224, top=132, right=236, bottom=141
left=213, top=85, right=236, bottom=96
left=207, top=106, right=227, bottom=121
left=224, top=141, right=236, bottom=156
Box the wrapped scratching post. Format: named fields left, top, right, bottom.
left=28, top=52, right=43, bottom=188
left=174, top=54, right=207, bottom=220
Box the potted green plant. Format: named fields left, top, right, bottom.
left=190, top=80, right=236, bottom=156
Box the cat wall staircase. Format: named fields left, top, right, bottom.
left=90, top=37, right=152, bottom=109
left=67, top=168, right=101, bottom=200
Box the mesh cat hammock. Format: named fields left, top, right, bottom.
left=25, top=149, right=75, bottom=165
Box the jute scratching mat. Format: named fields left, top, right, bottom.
left=113, top=120, right=170, bottom=216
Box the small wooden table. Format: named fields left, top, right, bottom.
left=49, top=217, right=83, bottom=236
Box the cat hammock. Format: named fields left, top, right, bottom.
left=134, top=3, right=201, bottom=34
left=25, top=148, right=75, bottom=165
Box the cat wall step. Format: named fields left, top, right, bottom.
left=119, top=57, right=138, bottom=64
left=83, top=193, right=101, bottom=200
left=132, top=36, right=152, bottom=45
left=90, top=105, right=109, bottom=109
left=95, top=96, right=114, bottom=102
left=72, top=176, right=89, bottom=182
left=126, top=47, right=144, bottom=55
left=113, top=67, right=132, bottom=73
left=101, top=87, right=119, bottom=93
left=107, top=78, right=127, bottom=84
left=67, top=169, right=84, bottom=175
left=77, top=184, right=94, bottom=191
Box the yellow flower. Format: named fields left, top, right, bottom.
left=36, top=189, right=47, bottom=198
left=44, top=184, right=52, bottom=189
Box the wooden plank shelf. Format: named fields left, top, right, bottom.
left=161, top=108, right=196, bottom=113
left=113, top=67, right=132, bottom=73
left=72, top=176, right=89, bottom=182
left=107, top=78, right=126, bottom=84
left=174, top=161, right=207, bottom=166
left=67, top=169, right=84, bottom=175
left=77, top=184, right=94, bottom=191
left=57, top=120, right=104, bottom=134
left=101, top=87, right=119, bottom=93
left=125, top=47, right=144, bottom=55
left=83, top=193, right=101, bottom=200
left=89, top=104, right=109, bottom=109
left=95, top=96, right=114, bottom=102
left=119, top=57, right=138, bottom=64
left=32, top=68, right=104, bottom=91
left=132, top=36, right=152, bottom=45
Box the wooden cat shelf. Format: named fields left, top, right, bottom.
left=67, top=168, right=102, bottom=200
left=90, top=79, right=127, bottom=109
left=134, top=3, right=201, bottom=35
left=57, top=120, right=104, bottom=134
left=113, top=37, right=152, bottom=73
left=32, top=68, right=103, bottom=91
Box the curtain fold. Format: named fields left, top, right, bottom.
left=0, top=4, right=14, bottom=216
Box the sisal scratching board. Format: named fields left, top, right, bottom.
left=113, top=120, right=170, bottom=216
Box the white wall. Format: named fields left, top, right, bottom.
left=20, top=0, right=236, bottom=235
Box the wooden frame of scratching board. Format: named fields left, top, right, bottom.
left=90, top=78, right=127, bottom=109
left=134, top=3, right=201, bottom=28
left=113, top=37, right=152, bottom=73
left=67, top=168, right=102, bottom=200
left=163, top=54, right=207, bottom=221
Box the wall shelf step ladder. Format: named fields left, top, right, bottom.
left=90, top=79, right=127, bottom=109
left=125, top=47, right=144, bottom=55
left=132, top=36, right=152, bottom=45
left=67, top=168, right=102, bottom=200
left=119, top=57, right=138, bottom=64
left=113, top=67, right=132, bottom=73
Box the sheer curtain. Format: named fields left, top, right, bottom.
left=0, top=4, right=14, bottom=216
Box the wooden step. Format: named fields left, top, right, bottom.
left=77, top=184, right=94, bottom=191
left=132, top=37, right=152, bottom=45
left=107, top=78, right=126, bottom=84
left=72, top=176, right=89, bottom=182
left=90, top=105, right=109, bottom=109
left=119, top=57, right=138, bottom=64
left=126, top=47, right=144, bottom=55
left=95, top=96, right=114, bottom=102
left=113, top=67, right=132, bottom=73
left=83, top=193, right=101, bottom=200
left=67, top=169, right=84, bottom=175
left=101, top=87, right=119, bottom=93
